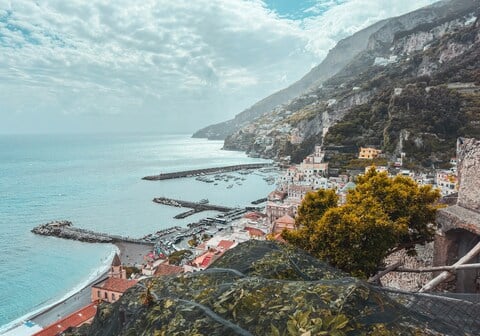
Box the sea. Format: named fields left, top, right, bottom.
left=0, top=133, right=276, bottom=331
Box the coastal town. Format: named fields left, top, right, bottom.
left=10, top=137, right=470, bottom=336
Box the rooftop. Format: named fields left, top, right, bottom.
left=154, top=264, right=184, bottom=277
left=93, top=277, right=137, bottom=293
left=33, top=303, right=97, bottom=336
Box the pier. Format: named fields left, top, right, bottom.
left=31, top=220, right=153, bottom=245
left=153, top=197, right=235, bottom=219
left=142, top=163, right=271, bottom=181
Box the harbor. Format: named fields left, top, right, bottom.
left=142, top=163, right=271, bottom=180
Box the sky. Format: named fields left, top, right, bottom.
left=0, top=0, right=439, bottom=134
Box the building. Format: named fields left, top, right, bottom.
left=33, top=303, right=97, bottom=336
left=287, top=185, right=315, bottom=201
left=92, top=277, right=138, bottom=303
left=109, top=253, right=126, bottom=279
left=435, top=170, right=458, bottom=196
left=358, top=147, right=382, bottom=159
left=266, top=201, right=299, bottom=226
left=91, top=254, right=138, bottom=303
left=272, top=214, right=296, bottom=235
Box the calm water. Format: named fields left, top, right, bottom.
left=0, top=133, right=274, bottom=330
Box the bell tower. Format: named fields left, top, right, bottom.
left=109, top=253, right=127, bottom=279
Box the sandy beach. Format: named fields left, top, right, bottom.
left=1, top=241, right=153, bottom=335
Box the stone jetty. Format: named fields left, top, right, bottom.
left=153, top=197, right=234, bottom=217
left=31, top=220, right=151, bottom=245
left=142, top=163, right=270, bottom=181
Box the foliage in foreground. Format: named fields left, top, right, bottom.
left=64, top=241, right=469, bottom=336
left=282, top=168, right=441, bottom=277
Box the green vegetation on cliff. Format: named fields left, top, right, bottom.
left=65, top=240, right=477, bottom=336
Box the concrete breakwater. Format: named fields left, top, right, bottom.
left=31, top=220, right=152, bottom=245
left=153, top=197, right=234, bottom=217
left=142, top=163, right=271, bottom=181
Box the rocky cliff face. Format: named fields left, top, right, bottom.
left=223, top=1, right=480, bottom=167
left=194, top=0, right=478, bottom=142
left=64, top=241, right=479, bottom=335
left=192, top=19, right=387, bottom=140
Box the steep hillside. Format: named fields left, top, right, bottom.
left=194, top=0, right=478, bottom=140
left=223, top=1, right=480, bottom=168
left=192, top=20, right=386, bottom=140
left=63, top=241, right=478, bottom=336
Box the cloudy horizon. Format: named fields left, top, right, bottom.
left=0, top=0, right=438, bottom=135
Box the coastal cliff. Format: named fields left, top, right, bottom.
left=201, top=0, right=480, bottom=168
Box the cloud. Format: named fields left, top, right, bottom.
left=0, top=0, right=438, bottom=134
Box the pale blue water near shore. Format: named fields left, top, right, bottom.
left=0, top=133, right=274, bottom=330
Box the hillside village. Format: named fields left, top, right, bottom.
left=32, top=137, right=472, bottom=335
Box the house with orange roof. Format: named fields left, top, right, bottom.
left=188, top=251, right=221, bottom=271
left=272, top=214, right=296, bottom=235
left=216, top=239, right=236, bottom=252
left=33, top=303, right=97, bottom=336
left=91, top=277, right=138, bottom=303
left=91, top=253, right=138, bottom=303
left=245, top=226, right=266, bottom=239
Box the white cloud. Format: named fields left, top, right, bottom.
left=0, top=0, right=438, bottom=133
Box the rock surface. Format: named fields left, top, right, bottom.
left=64, top=240, right=479, bottom=336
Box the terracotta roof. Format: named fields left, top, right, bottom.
left=217, top=240, right=235, bottom=251
left=33, top=303, right=97, bottom=336
left=201, top=255, right=212, bottom=268
left=193, top=251, right=216, bottom=268
left=93, top=277, right=137, bottom=293
left=275, top=214, right=295, bottom=225
left=245, top=227, right=266, bottom=237
left=111, top=253, right=122, bottom=267
left=154, top=264, right=183, bottom=277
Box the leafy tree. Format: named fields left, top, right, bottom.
left=283, top=189, right=338, bottom=250
left=283, top=168, right=441, bottom=277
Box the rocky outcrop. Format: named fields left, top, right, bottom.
left=63, top=240, right=480, bottom=336
left=32, top=221, right=114, bottom=243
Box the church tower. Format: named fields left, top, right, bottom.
left=108, top=253, right=127, bottom=279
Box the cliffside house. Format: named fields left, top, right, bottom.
left=358, top=147, right=382, bottom=159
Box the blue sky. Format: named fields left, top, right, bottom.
left=0, top=0, right=438, bottom=134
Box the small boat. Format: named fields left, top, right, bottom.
left=199, top=199, right=209, bottom=204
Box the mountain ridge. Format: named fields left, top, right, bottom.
left=221, top=0, right=480, bottom=169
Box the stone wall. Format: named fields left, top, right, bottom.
left=381, top=243, right=434, bottom=291
left=457, top=138, right=480, bottom=212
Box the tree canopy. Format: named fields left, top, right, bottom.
left=282, top=168, right=441, bottom=277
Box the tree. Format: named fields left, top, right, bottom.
left=282, top=168, right=441, bottom=277
left=282, top=189, right=338, bottom=251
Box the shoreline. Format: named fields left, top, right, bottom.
left=0, top=241, right=154, bottom=335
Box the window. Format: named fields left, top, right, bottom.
left=104, top=292, right=108, bottom=299
left=112, top=293, right=116, bottom=301
left=97, top=290, right=101, bottom=298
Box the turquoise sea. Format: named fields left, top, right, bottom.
left=0, top=133, right=274, bottom=330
